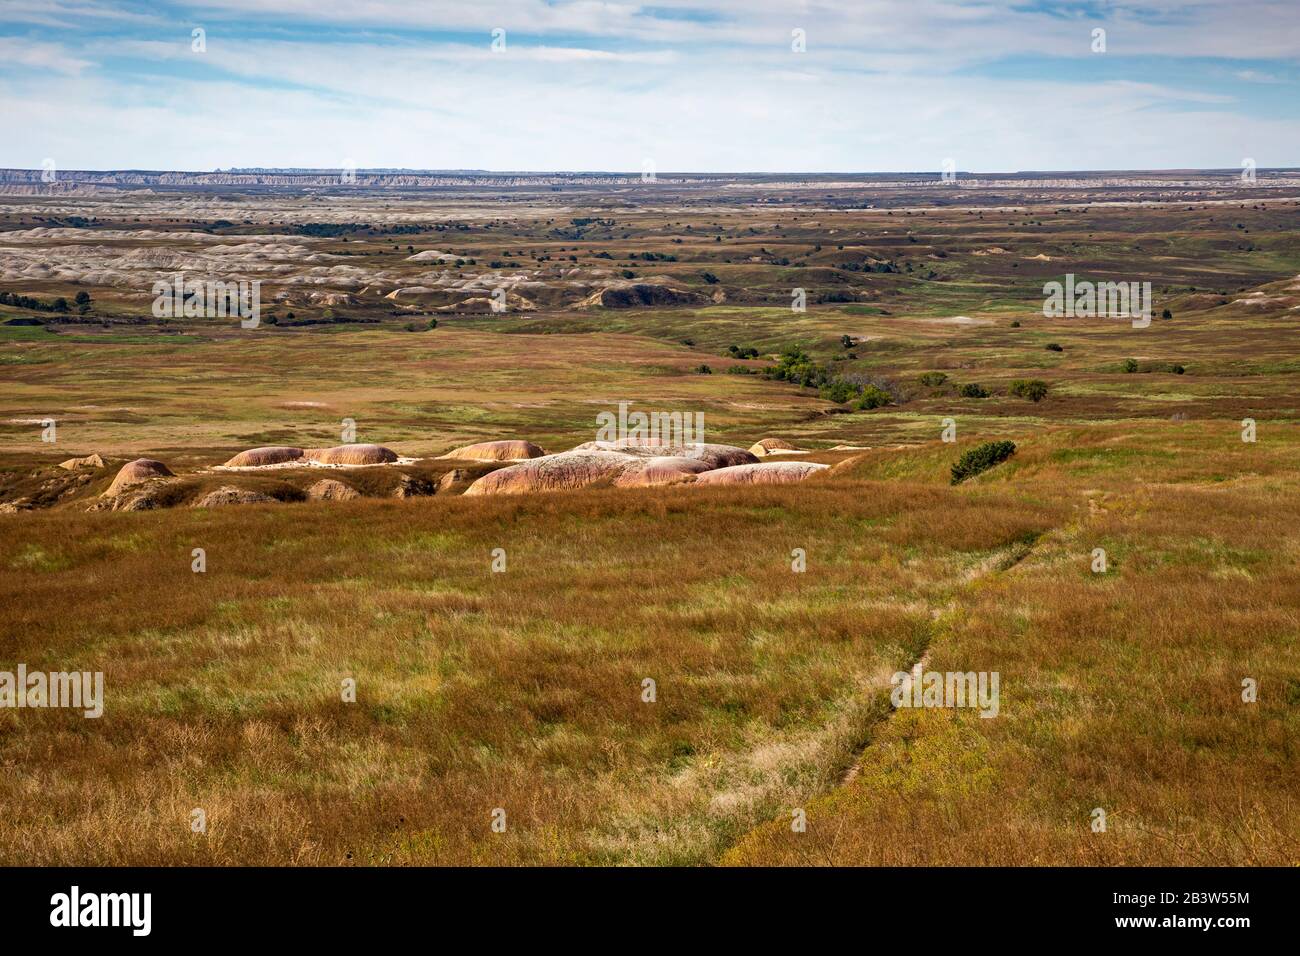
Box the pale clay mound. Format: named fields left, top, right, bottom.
left=571, top=440, right=758, bottom=470
left=104, top=458, right=173, bottom=497
left=748, top=438, right=809, bottom=456
left=60, top=454, right=105, bottom=471
left=305, top=444, right=399, bottom=466
left=306, top=478, right=360, bottom=501
left=693, top=461, right=830, bottom=486
left=612, top=456, right=714, bottom=488
left=463, top=451, right=637, bottom=496
left=192, top=486, right=278, bottom=508
left=440, top=440, right=546, bottom=462
left=222, top=445, right=304, bottom=468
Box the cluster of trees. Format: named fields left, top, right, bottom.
left=836, top=259, right=900, bottom=274
left=0, top=290, right=92, bottom=314
left=763, top=344, right=896, bottom=411
left=923, top=376, right=1050, bottom=402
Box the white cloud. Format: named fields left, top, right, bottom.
left=0, top=37, right=92, bottom=73
left=0, top=0, right=1295, bottom=171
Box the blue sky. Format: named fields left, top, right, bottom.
left=1, top=0, right=1297, bottom=172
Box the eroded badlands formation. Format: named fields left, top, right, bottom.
left=1, top=436, right=826, bottom=514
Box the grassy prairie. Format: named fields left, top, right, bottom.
left=727, top=425, right=1300, bottom=866
left=0, top=473, right=1060, bottom=864
left=1, top=183, right=1298, bottom=865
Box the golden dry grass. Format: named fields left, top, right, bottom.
left=0, top=474, right=1060, bottom=864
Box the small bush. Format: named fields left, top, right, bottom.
left=918, top=371, right=948, bottom=387
left=693, top=364, right=713, bottom=374
left=1009, top=320, right=1021, bottom=328
left=1045, top=343, right=1063, bottom=352
left=1122, top=358, right=1139, bottom=373
left=951, top=440, right=1016, bottom=484
left=1009, top=379, right=1049, bottom=402
left=1170, top=364, right=1185, bottom=375
left=958, top=383, right=990, bottom=399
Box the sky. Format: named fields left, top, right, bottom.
left=0, top=0, right=1297, bottom=173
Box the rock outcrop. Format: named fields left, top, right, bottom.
left=59, top=453, right=105, bottom=471
left=305, top=444, right=398, bottom=465
left=192, top=486, right=278, bottom=508
left=104, top=458, right=173, bottom=497
left=692, top=461, right=829, bottom=486
left=392, top=474, right=435, bottom=498
left=463, top=451, right=636, bottom=496
left=440, top=440, right=546, bottom=462
left=437, top=469, right=471, bottom=494
left=612, top=456, right=713, bottom=487
left=748, top=438, right=804, bottom=457
left=222, top=446, right=304, bottom=467
left=306, top=478, right=359, bottom=501
left=571, top=439, right=758, bottom=470
left=578, top=281, right=710, bottom=309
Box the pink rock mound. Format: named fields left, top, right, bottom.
left=571, top=440, right=758, bottom=470
left=693, top=461, right=829, bottom=486
left=223, top=446, right=304, bottom=467
left=613, top=456, right=713, bottom=488
left=306, top=444, right=398, bottom=466
left=441, top=440, right=546, bottom=462
left=104, top=458, right=173, bottom=497
left=579, top=436, right=677, bottom=450
left=463, top=451, right=636, bottom=496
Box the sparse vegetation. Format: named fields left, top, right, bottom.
left=1008, top=379, right=1049, bottom=402
left=2, top=170, right=1298, bottom=871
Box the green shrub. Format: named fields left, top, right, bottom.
left=958, top=383, right=989, bottom=399
left=1045, top=343, right=1063, bottom=352
left=951, top=440, right=1016, bottom=484
left=918, top=371, right=948, bottom=387
left=1121, top=358, right=1139, bottom=373
left=820, top=379, right=859, bottom=404
left=856, top=384, right=892, bottom=410
left=693, top=364, right=712, bottom=374
left=1008, top=379, right=1049, bottom=402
